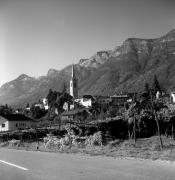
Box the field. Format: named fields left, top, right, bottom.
left=1, top=135, right=175, bottom=162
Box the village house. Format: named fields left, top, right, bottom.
left=170, top=92, right=175, bottom=103
left=63, top=101, right=75, bottom=111
left=63, top=102, right=70, bottom=111
left=110, top=94, right=131, bottom=106
left=75, top=95, right=95, bottom=108
left=43, top=98, right=49, bottom=110
left=95, top=96, right=111, bottom=105
left=0, top=114, right=32, bottom=132
left=34, top=103, right=44, bottom=109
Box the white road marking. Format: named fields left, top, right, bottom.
left=0, top=160, right=28, bottom=171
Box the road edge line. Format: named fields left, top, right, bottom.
left=0, top=160, right=28, bottom=170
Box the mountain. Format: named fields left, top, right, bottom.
left=0, top=68, right=72, bottom=107
left=79, top=51, right=111, bottom=68
left=0, top=30, right=175, bottom=107
left=47, top=69, right=60, bottom=77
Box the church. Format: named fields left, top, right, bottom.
left=69, top=65, right=95, bottom=108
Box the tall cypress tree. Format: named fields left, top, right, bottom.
left=144, top=82, right=149, bottom=93
left=152, top=75, right=161, bottom=96
left=62, top=82, right=67, bottom=94
left=140, top=82, right=150, bottom=103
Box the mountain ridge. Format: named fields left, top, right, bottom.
left=0, top=29, right=175, bottom=107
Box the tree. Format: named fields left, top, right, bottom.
left=107, top=106, right=118, bottom=117
left=98, top=107, right=105, bottom=121
left=38, top=99, right=42, bottom=104
left=47, top=89, right=58, bottom=107
left=30, top=104, right=46, bottom=119
left=5, top=104, right=8, bottom=109
left=150, top=92, right=164, bottom=149
left=26, top=103, right=30, bottom=108
left=91, top=102, right=101, bottom=119
left=140, top=82, right=152, bottom=111
left=152, top=75, right=161, bottom=96
left=144, top=83, right=150, bottom=97
left=62, top=82, right=67, bottom=94
left=55, top=92, right=73, bottom=113
left=166, top=103, right=175, bottom=139
left=140, top=79, right=163, bottom=149
left=0, top=104, right=13, bottom=114
left=125, top=100, right=141, bottom=144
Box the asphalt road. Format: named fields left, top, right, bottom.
left=0, top=148, right=175, bottom=180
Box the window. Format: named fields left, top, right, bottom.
left=16, top=123, right=18, bottom=127
left=2, top=124, right=5, bottom=128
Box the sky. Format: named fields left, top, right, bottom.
left=0, top=0, right=175, bottom=86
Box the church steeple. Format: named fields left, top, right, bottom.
left=71, top=63, right=75, bottom=78
left=70, top=64, right=78, bottom=98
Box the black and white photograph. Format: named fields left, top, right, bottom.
left=0, top=0, right=175, bottom=179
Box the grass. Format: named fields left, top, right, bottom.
left=2, top=136, right=175, bottom=161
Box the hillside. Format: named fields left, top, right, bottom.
left=0, top=30, right=175, bottom=107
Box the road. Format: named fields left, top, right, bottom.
left=0, top=148, right=175, bottom=180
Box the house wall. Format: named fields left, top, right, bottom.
left=61, top=111, right=89, bottom=123
left=74, top=113, right=88, bottom=123
left=80, top=98, right=92, bottom=107
left=171, top=93, right=175, bottom=103
left=97, top=97, right=111, bottom=104
left=43, top=98, right=49, bottom=110
left=0, top=117, right=9, bottom=131
left=63, top=102, right=69, bottom=111
left=110, top=96, right=129, bottom=106
left=8, top=121, right=31, bottom=131
left=62, top=115, right=73, bottom=121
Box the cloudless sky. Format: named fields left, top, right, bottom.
left=0, top=0, right=175, bottom=86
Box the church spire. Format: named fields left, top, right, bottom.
left=71, top=64, right=75, bottom=78
left=70, top=64, right=78, bottom=98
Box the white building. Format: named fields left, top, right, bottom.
left=170, top=92, right=175, bottom=103
left=34, top=103, right=43, bottom=109
left=75, top=95, right=95, bottom=108
left=43, top=98, right=49, bottom=110
left=80, top=98, right=92, bottom=107
left=0, top=114, right=32, bottom=132
left=156, top=91, right=161, bottom=99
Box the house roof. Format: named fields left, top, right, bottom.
left=82, top=95, right=95, bottom=100
left=61, top=108, right=89, bottom=116
left=0, top=114, right=32, bottom=121
left=110, top=94, right=128, bottom=98
left=95, top=95, right=110, bottom=99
